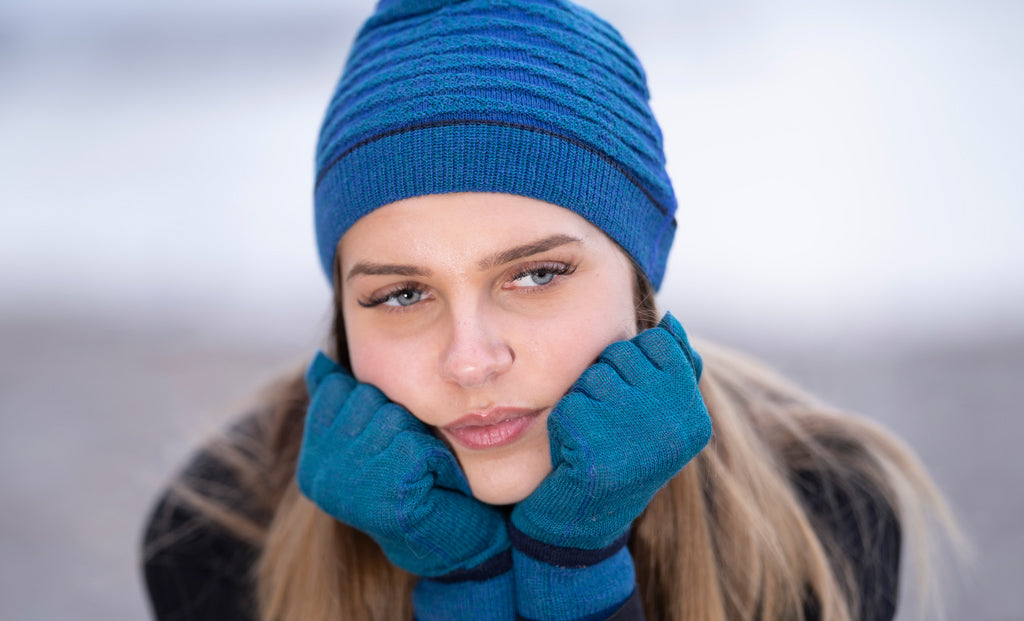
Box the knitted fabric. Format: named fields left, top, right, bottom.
left=510, top=313, right=712, bottom=550
left=413, top=567, right=516, bottom=620
left=314, top=0, right=677, bottom=288
left=513, top=547, right=635, bottom=621
left=510, top=525, right=635, bottom=621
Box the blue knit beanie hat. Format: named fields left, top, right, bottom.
left=315, top=0, right=677, bottom=289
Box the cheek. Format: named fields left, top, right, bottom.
left=520, top=286, right=636, bottom=396
left=347, top=339, right=389, bottom=386
left=346, top=326, right=438, bottom=416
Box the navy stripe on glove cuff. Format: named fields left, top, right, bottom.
left=509, top=524, right=629, bottom=568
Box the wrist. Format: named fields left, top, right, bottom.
left=510, top=524, right=636, bottom=621
left=414, top=550, right=515, bottom=621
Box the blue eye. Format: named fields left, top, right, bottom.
left=528, top=269, right=555, bottom=285
left=359, top=285, right=429, bottom=308
left=509, top=263, right=573, bottom=288
left=383, top=288, right=424, bottom=306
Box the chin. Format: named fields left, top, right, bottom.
left=459, top=447, right=552, bottom=506
left=469, top=478, right=539, bottom=506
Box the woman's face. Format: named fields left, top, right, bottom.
left=339, top=192, right=637, bottom=504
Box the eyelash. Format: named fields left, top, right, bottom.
left=357, top=261, right=578, bottom=310
left=358, top=281, right=426, bottom=309
left=504, top=261, right=577, bottom=290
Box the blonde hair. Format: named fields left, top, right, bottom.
left=163, top=266, right=961, bottom=621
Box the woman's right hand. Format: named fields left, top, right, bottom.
left=296, top=352, right=510, bottom=578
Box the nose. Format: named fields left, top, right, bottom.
left=439, top=307, right=514, bottom=389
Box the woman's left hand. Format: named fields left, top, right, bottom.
left=511, top=312, right=713, bottom=551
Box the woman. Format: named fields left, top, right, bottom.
left=142, top=0, right=959, bottom=619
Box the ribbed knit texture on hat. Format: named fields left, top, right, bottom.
left=314, top=0, right=677, bottom=288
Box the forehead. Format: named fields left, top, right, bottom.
left=338, top=193, right=609, bottom=263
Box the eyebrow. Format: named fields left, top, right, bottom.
left=477, top=234, right=582, bottom=270
left=345, top=233, right=583, bottom=282
left=345, top=262, right=432, bottom=282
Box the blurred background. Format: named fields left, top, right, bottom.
left=1, top=0, right=1021, bottom=618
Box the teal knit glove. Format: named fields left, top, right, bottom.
left=511, top=312, right=712, bottom=551
left=297, top=352, right=511, bottom=578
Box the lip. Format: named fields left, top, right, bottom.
left=440, top=407, right=542, bottom=451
